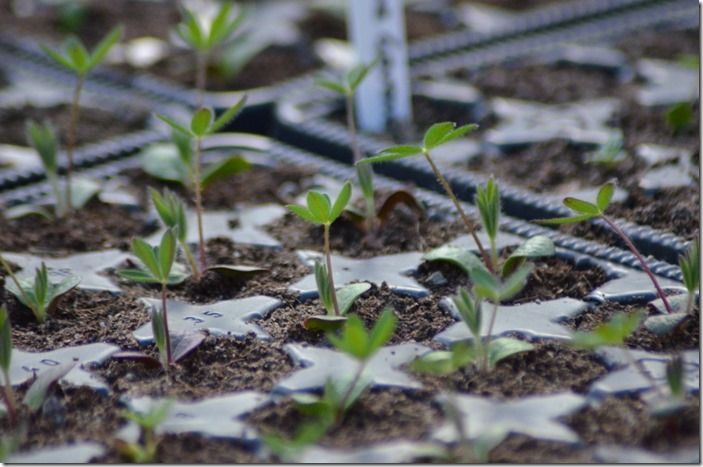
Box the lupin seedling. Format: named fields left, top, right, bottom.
left=0, top=306, right=16, bottom=426
left=117, top=400, right=172, bottom=463
left=357, top=122, right=491, bottom=266
left=42, top=25, right=123, bottom=211
left=155, top=97, right=247, bottom=273
left=536, top=182, right=675, bottom=314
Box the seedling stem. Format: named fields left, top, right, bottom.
left=323, top=224, right=341, bottom=316
left=160, top=284, right=173, bottom=366
left=65, top=75, right=84, bottom=211
left=335, top=360, right=365, bottom=424
left=0, top=367, right=16, bottom=427
left=482, top=302, right=500, bottom=371
left=193, top=136, right=207, bottom=273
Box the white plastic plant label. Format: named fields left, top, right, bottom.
left=347, top=0, right=413, bottom=132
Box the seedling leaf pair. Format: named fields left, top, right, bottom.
left=412, top=338, right=533, bottom=375
left=571, top=311, right=644, bottom=349
left=156, top=97, right=247, bottom=140
left=327, top=308, right=396, bottom=361
left=315, top=60, right=378, bottom=96
left=5, top=264, right=80, bottom=323
left=537, top=182, right=614, bottom=225
left=288, top=182, right=352, bottom=226
left=176, top=3, right=245, bottom=51
left=118, top=230, right=188, bottom=286
left=42, top=25, right=123, bottom=76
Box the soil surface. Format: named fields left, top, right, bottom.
left=0, top=201, right=157, bottom=255
left=0, top=103, right=149, bottom=148
left=616, top=28, right=700, bottom=61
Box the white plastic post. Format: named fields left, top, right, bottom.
left=347, top=0, right=413, bottom=133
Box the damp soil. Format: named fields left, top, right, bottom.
left=0, top=103, right=149, bottom=148
left=0, top=201, right=157, bottom=255
left=562, top=300, right=700, bottom=352
left=123, top=164, right=315, bottom=210
left=616, top=28, right=700, bottom=61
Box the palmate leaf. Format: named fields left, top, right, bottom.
left=346, top=60, right=377, bottom=92
left=306, top=191, right=332, bottom=223
left=327, top=308, right=396, bottom=361
left=411, top=342, right=476, bottom=375
left=88, top=25, right=123, bottom=69
left=486, top=337, right=533, bottom=368
left=337, top=282, right=371, bottom=316
left=475, top=177, right=500, bottom=241
left=563, top=197, right=600, bottom=215
left=155, top=114, right=192, bottom=137
left=287, top=204, right=318, bottom=224
left=329, top=181, right=352, bottom=222
left=422, top=122, right=478, bottom=150
left=502, top=235, right=555, bottom=277
left=596, top=182, right=615, bottom=211
left=571, top=311, right=644, bottom=349
left=422, top=245, right=482, bottom=276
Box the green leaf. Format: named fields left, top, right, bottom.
left=286, top=204, right=318, bottom=224
left=88, top=25, right=123, bottom=69
left=151, top=306, right=168, bottom=368
left=423, top=122, right=478, bottom=150
left=679, top=239, right=699, bottom=296
left=65, top=37, right=90, bottom=74
left=205, top=264, right=267, bottom=279
left=201, top=155, right=251, bottom=190
left=314, top=260, right=334, bottom=315
left=535, top=213, right=598, bottom=225
left=117, top=269, right=158, bottom=284
left=563, top=197, right=600, bottom=215
left=49, top=274, right=81, bottom=307
left=452, top=287, right=481, bottom=337
left=210, top=96, right=247, bottom=133
left=25, top=120, right=58, bottom=174
left=306, top=191, right=332, bottom=223
left=571, top=311, right=644, bottom=349
left=303, top=315, right=348, bottom=333
left=346, top=60, right=376, bottom=92
left=366, top=308, right=396, bottom=356
left=207, top=2, right=233, bottom=47
left=4, top=204, right=54, bottom=221
left=131, top=238, right=161, bottom=279
left=0, top=306, right=12, bottom=373
left=486, top=337, right=533, bottom=368
left=357, top=145, right=423, bottom=165
left=643, top=312, right=689, bottom=336
left=423, top=245, right=482, bottom=275
left=327, top=314, right=369, bottom=360
left=158, top=229, right=177, bottom=280
left=666, top=102, right=693, bottom=133
left=140, top=143, right=190, bottom=185
left=41, top=45, right=75, bottom=71
left=190, top=108, right=213, bottom=137
left=70, top=177, right=100, bottom=210
left=498, top=263, right=532, bottom=301
left=468, top=263, right=500, bottom=302
left=475, top=177, right=500, bottom=242
left=23, top=361, right=76, bottom=412
left=596, top=183, right=615, bottom=212
left=356, top=163, right=374, bottom=202
left=502, top=235, right=555, bottom=277
left=411, top=342, right=475, bottom=375
left=177, top=6, right=205, bottom=49
left=337, top=282, right=371, bottom=316
left=329, top=181, right=352, bottom=222
left=315, top=78, right=347, bottom=95
left=156, top=113, right=192, bottom=137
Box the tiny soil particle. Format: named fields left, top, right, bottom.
left=110, top=238, right=309, bottom=304
left=0, top=103, right=149, bottom=147
left=0, top=201, right=157, bottom=255
left=566, top=395, right=700, bottom=452
left=561, top=300, right=700, bottom=352
left=124, top=164, right=315, bottom=210
left=2, top=289, right=148, bottom=352
left=247, top=387, right=442, bottom=451
left=97, top=335, right=294, bottom=399
left=415, top=341, right=609, bottom=399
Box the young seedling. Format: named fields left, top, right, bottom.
left=587, top=136, right=628, bottom=168
left=118, top=229, right=188, bottom=367
left=42, top=25, right=123, bottom=211
left=149, top=188, right=199, bottom=280
left=175, top=2, right=245, bottom=103
left=678, top=238, right=699, bottom=315
left=294, top=308, right=397, bottom=425
left=287, top=181, right=352, bottom=318
left=156, top=97, right=247, bottom=272
left=117, top=399, right=172, bottom=463
left=666, top=102, right=694, bottom=134
left=571, top=310, right=665, bottom=398
left=317, top=60, right=378, bottom=232
left=357, top=122, right=491, bottom=268
left=0, top=306, right=16, bottom=426
left=263, top=419, right=330, bottom=463
left=413, top=265, right=534, bottom=374
left=4, top=263, right=80, bottom=324
left=536, top=182, right=674, bottom=314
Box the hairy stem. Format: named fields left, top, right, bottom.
left=1, top=368, right=16, bottom=427
left=335, top=359, right=366, bottom=424
left=161, top=284, right=172, bottom=366
left=489, top=237, right=499, bottom=274
left=323, top=224, right=341, bottom=316
left=482, top=301, right=500, bottom=371
left=602, top=216, right=672, bottom=314
left=65, top=75, right=84, bottom=213
left=193, top=137, right=206, bottom=274
left=422, top=150, right=492, bottom=271
left=181, top=240, right=200, bottom=282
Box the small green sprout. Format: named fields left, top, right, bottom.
left=587, top=137, right=628, bottom=168
left=665, top=102, right=694, bottom=134
left=0, top=306, right=16, bottom=426
left=119, top=229, right=188, bottom=367
left=176, top=2, right=245, bottom=102
left=156, top=97, right=247, bottom=273
left=317, top=60, right=378, bottom=232
left=413, top=265, right=534, bottom=374
left=4, top=263, right=80, bottom=324
left=262, top=419, right=329, bottom=462
left=536, top=182, right=674, bottom=314
left=287, top=181, right=352, bottom=318
left=118, top=399, right=172, bottom=463
left=358, top=122, right=490, bottom=267
left=42, top=25, right=123, bottom=211
left=678, top=239, right=699, bottom=315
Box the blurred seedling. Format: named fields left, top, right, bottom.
left=117, top=400, right=173, bottom=463
left=42, top=25, right=123, bottom=211
left=587, top=137, right=628, bottom=168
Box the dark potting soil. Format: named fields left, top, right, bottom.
left=616, top=28, right=700, bottom=61
left=415, top=341, right=609, bottom=398
left=247, top=387, right=442, bottom=451
left=145, top=44, right=321, bottom=92
left=124, top=164, right=315, bottom=210
left=561, top=185, right=700, bottom=242
left=0, top=201, right=157, bottom=255
left=110, top=238, right=309, bottom=304
left=462, top=63, right=621, bottom=104
left=562, top=300, right=700, bottom=352
left=0, top=103, right=149, bottom=148
left=619, top=98, right=700, bottom=153
left=0, top=0, right=179, bottom=46
left=1, top=289, right=148, bottom=352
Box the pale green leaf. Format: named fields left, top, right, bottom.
left=201, top=155, right=251, bottom=190
left=502, top=235, right=555, bottom=277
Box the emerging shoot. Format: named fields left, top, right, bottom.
left=0, top=307, right=16, bottom=426
left=118, top=399, right=172, bottom=463
left=42, top=25, right=123, bottom=211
